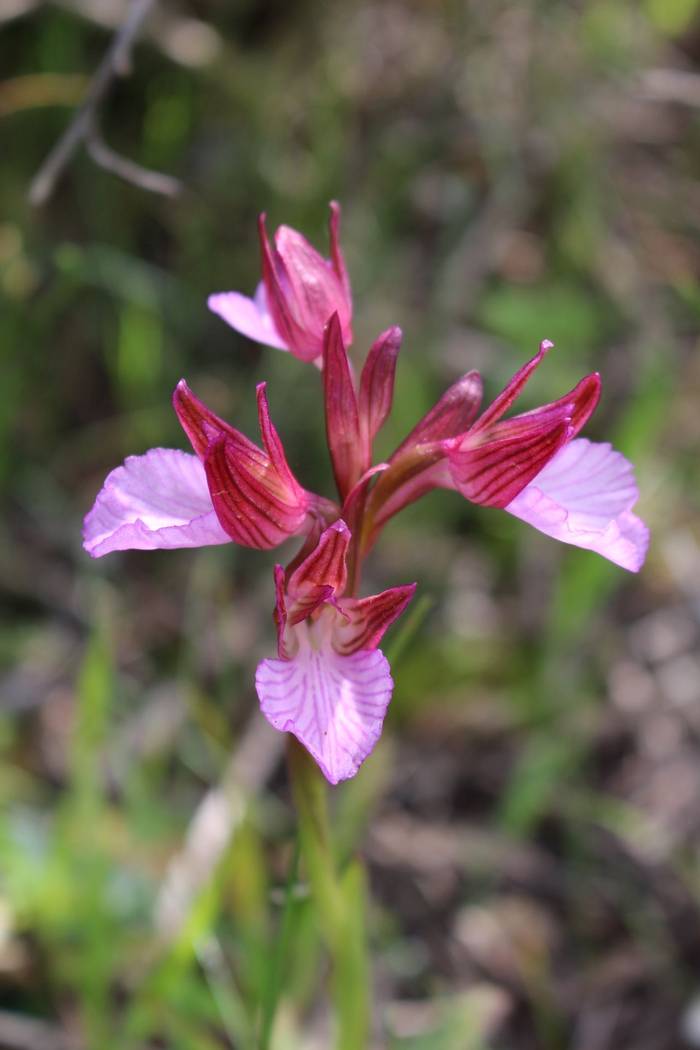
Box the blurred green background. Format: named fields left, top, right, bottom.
left=2, top=2, right=700, bottom=1048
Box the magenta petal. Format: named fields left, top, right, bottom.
left=287, top=519, right=351, bottom=621
left=207, top=283, right=288, bottom=351
left=83, top=448, right=230, bottom=558
left=256, top=643, right=393, bottom=784
left=445, top=418, right=573, bottom=508
left=505, top=438, right=649, bottom=571
left=358, top=326, right=402, bottom=450
left=392, top=371, right=483, bottom=457
left=335, top=583, right=416, bottom=655
left=323, top=313, right=364, bottom=500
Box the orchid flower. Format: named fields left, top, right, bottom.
left=256, top=520, right=415, bottom=784
left=208, top=202, right=352, bottom=364
left=83, top=380, right=323, bottom=557
left=364, top=340, right=648, bottom=572
left=84, top=205, right=649, bottom=787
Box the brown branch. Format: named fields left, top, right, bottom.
left=85, top=118, right=182, bottom=197
left=28, top=0, right=181, bottom=205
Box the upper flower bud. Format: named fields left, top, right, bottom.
left=208, top=202, right=352, bottom=364
left=173, top=380, right=314, bottom=550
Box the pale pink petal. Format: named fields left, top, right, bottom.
left=256, top=642, right=393, bottom=784
left=83, top=448, right=231, bottom=558
left=207, top=282, right=288, bottom=351
left=505, top=438, right=649, bottom=571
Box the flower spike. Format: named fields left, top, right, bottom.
left=86, top=202, right=650, bottom=794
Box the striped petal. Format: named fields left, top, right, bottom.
left=323, top=314, right=364, bottom=500
left=287, top=519, right=350, bottom=622
left=505, top=438, right=649, bottom=571
left=256, top=640, right=393, bottom=784
left=335, top=584, right=416, bottom=655
left=83, top=448, right=230, bottom=557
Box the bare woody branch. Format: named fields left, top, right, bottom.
left=28, top=0, right=183, bottom=205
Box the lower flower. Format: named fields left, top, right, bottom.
left=255, top=520, right=415, bottom=783
left=256, top=613, right=394, bottom=785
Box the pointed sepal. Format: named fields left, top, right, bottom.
left=358, top=326, right=402, bottom=452
left=328, top=200, right=352, bottom=308
left=175, top=380, right=311, bottom=549
left=392, top=370, right=484, bottom=457
left=173, top=379, right=256, bottom=460
left=286, top=519, right=350, bottom=622
left=363, top=371, right=483, bottom=540
left=323, top=313, right=366, bottom=500
left=334, top=583, right=416, bottom=655
left=445, top=371, right=601, bottom=508
left=474, top=339, right=553, bottom=432
left=445, top=418, right=574, bottom=508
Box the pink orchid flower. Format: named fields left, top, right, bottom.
left=364, top=340, right=648, bottom=572
left=83, top=380, right=322, bottom=557
left=208, top=202, right=352, bottom=364
left=84, top=206, right=649, bottom=786
left=256, top=521, right=415, bottom=784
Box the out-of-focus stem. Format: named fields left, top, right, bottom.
left=286, top=736, right=369, bottom=1050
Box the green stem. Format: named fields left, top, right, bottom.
left=286, top=735, right=369, bottom=1050
left=259, top=841, right=300, bottom=1050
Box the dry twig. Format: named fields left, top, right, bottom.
left=28, top=0, right=183, bottom=205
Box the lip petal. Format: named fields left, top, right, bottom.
left=505, top=438, right=649, bottom=571
left=256, top=644, right=394, bottom=785
left=82, top=448, right=230, bottom=557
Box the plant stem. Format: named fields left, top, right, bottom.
left=286, top=735, right=369, bottom=1050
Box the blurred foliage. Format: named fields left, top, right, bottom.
left=2, top=1, right=700, bottom=1048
